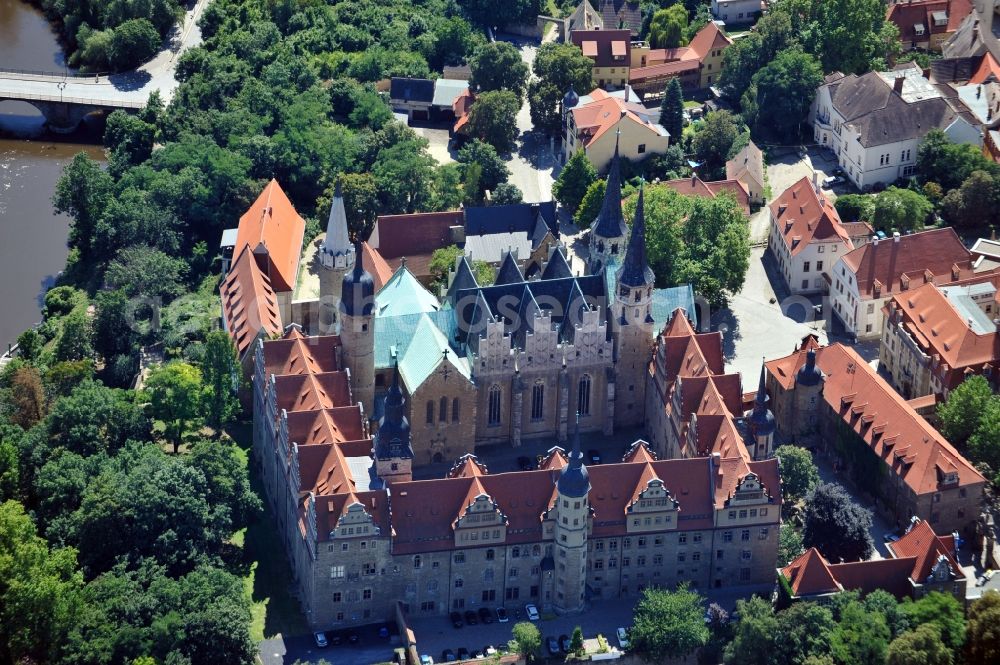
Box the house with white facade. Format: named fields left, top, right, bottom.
left=711, top=0, right=762, bottom=25
left=767, top=175, right=854, bottom=295
left=811, top=66, right=982, bottom=191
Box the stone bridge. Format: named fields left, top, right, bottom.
left=0, top=69, right=147, bottom=132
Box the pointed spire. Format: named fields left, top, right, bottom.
left=557, top=412, right=590, bottom=498
left=322, top=180, right=352, bottom=259
left=755, top=362, right=769, bottom=407
left=375, top=361, right=412, bottom=460
left=591, top=130, right=628, bottom=239
left=616, top=182, right=655, bottom=288
left=495, top=250, right=524, bottom=285
left=341, top=239, right=374, bottom=317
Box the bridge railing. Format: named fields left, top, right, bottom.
left=0, top=67, right=110, bottom=79
left=1, top=89, right=146, bottom=109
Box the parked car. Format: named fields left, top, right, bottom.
left=450, top=611, right=463, bottom=628
left=547, top=636, right=560, bottom=655
left=470, top=650, right=483, bottom=658
left=883, top=531, right=900, bottom=543
left=313, top=632, right=328, bottom=648
left=587, top=449, right=602, bottom=464
left=441, top=648, right=457, bottom=662
left=484, top=646, right=498, bottom=656
left=464, top=609, right=478, bottom=625
left=496, top=607, right=509, bottom=623
left=524, top=603, right=540, bottom=621
left=419, top=655, right=433, bottom=665
left=559, top=634, right=572, bottom=653
left=617, top=627, right=630, bottom=650
left=329, top=632, right=342, bottom=646
left=456, top=647, right=470, bottom=660
left=478, top=606, right=494, bottom=624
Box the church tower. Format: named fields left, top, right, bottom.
left=340, top=241, right=375, bottom=416
left=747, top=364, right=776, bottom=459
left=588, top=132, right=628, bottom=273
left=318, top=181, right=356, bottom=334
left=793, top=347, right=824, bottom=444
left=373, top=365, right=413, bottom=485
left=553, top=418, right=590, bottom=615
left=612, top=184, right=655, bottom=428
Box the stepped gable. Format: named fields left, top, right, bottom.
left=623, top=440, right=657, bottom=463
left=313, top=491, right=390, bottom=541
left=449, top=454, right=488, bottom=478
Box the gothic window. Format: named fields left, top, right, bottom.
left=578, top=375, right=592, bottom=416
left=439, top=397, right=448, bottom=422
left=488, top=385, right=502, bottom=425
left=531, top=382, right=545, bottom=420
left=452, top=398, right=460, bottom=422
left=426, top=401, right=434, bottom=425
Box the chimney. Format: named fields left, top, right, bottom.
left=812, top=171, right=820, bottom=192
left=893, top=76, right=905, bottom=95
left=893, top=231, right=901, bottom=242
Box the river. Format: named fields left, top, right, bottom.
left=0, top=0, right=105, bottom=351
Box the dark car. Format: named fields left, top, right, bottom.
left=559, top=634, right=572, bottom=652
left=478, top=606, right=494, bottom=624
left=347, top=631, right=360, bottom=645
left=547, top=636, right=560, bottom=655
left=471, top=649, right=484, bottom=658
left=587, top=449, right=602, bottom=464
left=464, top=609, right=478, bottom=625
left=442, top=648, right=457, bottom=662
left=450, top=611, right=463, bottom=628
left=496, top=607, right=509, bottom=623
left=517, top=456, right=534, bottom=471
left=329, top=632, right=343, bottom=646
left=313, top=632, right=328, bottom=648
left=456, top=647, right=470, bottom=660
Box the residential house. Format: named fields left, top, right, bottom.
left=887, top=0, right=973, bottom=52
left=662, top=175, right=752, bottom=215
left=811, top=67, right=982, bottom=190
left=767, top=175, right=854, bottom=295
left=571, top=29, right=632, bottom=89
left=765, top=339, right=986, bottom=535
left=842, top=221, right=876, bottom=248
left=726, top=140, right=765, bottom=205
left=943, top=0, right=1000, bottom=61
left=390, top=77, right=470, bottom=122
left=828, top=227, right=979, bottom=339
left=629, top=22, right=733, bottom=95
left=779, top=518, right=968, bottom=602
left=563, top=88, right=670, bottom=171
left=880, top=272, right=1000, bottom=399
left=369, top=210, right=464, bottom=286
left=711, top=0, right=763, bottom=25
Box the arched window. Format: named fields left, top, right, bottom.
left=413, top=555, right=422, bottom=569
left=531, top=381, right=545, bottom=420
left=426, top=401, right=434, bottom=425
left=488, top=385, right=502, bottom=425
left=578, top=375, right=592, bottom=416
left=452, top=398, right=460, bottom=422
left=439, top=396, right=448, bottom=422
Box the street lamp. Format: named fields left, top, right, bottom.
left=57, top=80, right=66, bottom=104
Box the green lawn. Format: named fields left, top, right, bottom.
left=683, top=100, right=701, bottom=109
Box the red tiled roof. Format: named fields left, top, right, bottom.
left=686, top=20, right=733, bottom=59
left=662, top=177, right=751, bottom=215
left=970, top=51, right=1000, bottom=83
left=770, top=177, right=851, bottom=256
left=623, top=440, right=657, bottom=463
left=449, top=454, right=489, bottom=478
left=782, top=548, right=842, bottom=596
left=889, top=518, right=966, bottom=582
left=234, top=179, right=306, bottom=293
left=361, top=241, right=395, bottom=292
left=221, top=245, right=283, bottom=358
left=570, top=90, right=665, bottom=148
left=570, top=29, right=632, bottom=68
left=886, top=0, right=972, bottom=44
left=842, top=221, right=876, bottom=239
left=765, top=343, right=985, bottom=496
left=370, top=211, right=463, bottom=280
left=272, top=372, right=353, bottom=413
left=285, top=406, right=368, bottom=446
left=262, top=329, right=341, bottom=377
left=840, top=227, right=974, bottom=299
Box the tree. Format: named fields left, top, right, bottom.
left=15, top=329, right=42, bottom=362
left=0, top=500, right=83, bottom=665
left=816, top=0, right=899, bottom=74
left=553, top=151, right=597, bottom=214
left=53, top=152, right=114, bottom=262
left=872, top=187, right=932, bottom=232
left=201, top=331, right=241, bottom=432
left=966, top=590, right=1000, bottom=665
left=105, top=245, right=189, bottom=301
left=94, top=289, right=140, bottom=375
left=109, top=18, right=161, bottom=71
left=937, top=375, right=993, bottom=447
left=941, top=170, right=999, bottom=229
left=8, top=366, right=46, bottom=430
left=570, top=626, right=585, bottom=656
left=528, top=42, right=593, bottom=132
left=461, top=0, right=538, bottom=28
left=743, top=48, right=823, bottom=139
left=574, top=179, right=606, bottom=228
left=631, top=585, right=709, bottom=660
left=465, top=90, right=521, bottom=154
left=969, top=399, right=1000, bottom=481
left=777, top=523, right=804, bottom=566
left=457, top=139, right=511, bottom=199
left=146, top=362, right=203, bottom=452
left=901, top=592, right=966, bottom=651
left=802, top=482, right=874, bottom=562
left=864, top=589, right=909, bottom=638
left=673, top=193, right=751, bottom=304
left=775, top=445, right=820, bottom=501
left=105, top=110, right=156, bottom=174
left=55, top=310, right=94, bottom=363
left=491, top=183, right=523, bottom=205
left=917, top=129, right=999, bottom=192
left=511, top=621, right=541, bottom=661
left=724, top=596, right=778, bottom=665
left=187, top=440, right=260, bottom=536
left=835, top=194, right=875, bottom=223
left=692, top=111, right=739, bottom=179
left=888, top=624, right=953, bottom=665
left=660, top=78, right=685, bottom=146
left=429, top=246, right=494, bottom=289
left=830, top=600, right=891, bottom=665
left=649, top=5, right=688, bottom=49
left=469, top=42, right=529, bottom=102
left=771, top=602, right=836, bottom=665
left=717, top=9, right=794, bottom=103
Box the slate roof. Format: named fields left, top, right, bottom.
left=464, top=202, right=558, bottom=237
left=592, top=136, right=629, bottom=238
left=495, top=251, right=525, bottom=285
left=616, top=185, right=655, bottom=288
left=596, top=0, right=642, bottom=34
left=375, top=266, right=441, bottom=318
left=390, top=77, right=435, bottom=104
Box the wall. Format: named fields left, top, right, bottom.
left=409, top=365, right=478, bottom=464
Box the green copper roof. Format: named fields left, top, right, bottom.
left=375, top=267, right=440, bottom=318
left=373, top=309, right=460, bottom=370
left=398, top=314, right=471, bottom=391
left=652, top=285, right=697, bottom=331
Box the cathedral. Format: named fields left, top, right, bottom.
left=240, top=140, right=782, bottom=631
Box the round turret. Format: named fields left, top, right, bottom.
left=341, top=245, right=374, bottom=318
left=557, top=426, right=590, bottom=498
left=563, top=85, right=580, bottom=110
left=796, top=348, right=823, bottom=387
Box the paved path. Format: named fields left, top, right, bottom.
left=0, top=0, right=208, bottom=109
